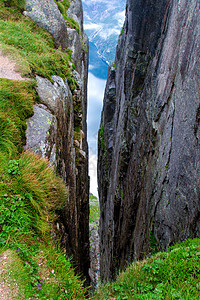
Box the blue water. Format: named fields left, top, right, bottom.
left=89, top=42, right=108, bottom=80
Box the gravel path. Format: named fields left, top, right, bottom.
left=0, top=51, right=26, bottom=81
left=0, top=251, right=13, bottom=300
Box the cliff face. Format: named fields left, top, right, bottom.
left=98, top=0, right=200, bottom=280
left=24, top=0, right=89, bottom=282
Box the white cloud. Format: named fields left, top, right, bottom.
left=99, top=28, right=120, bottom=39
left=115, top=10, right=126, bottom=27
left=84, top=23, right=102, bottom=30
left=87, top=72, right=106, bottom=197
left=87, top=72, right=106, bottom=103
left=88, top=64, right=95, bottom=70
left=89, top=153, right=98, bottom=197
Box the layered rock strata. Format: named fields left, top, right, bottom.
left=25, top=0, right=90, bottom=283
left=98, top=0, right=200, bottom=280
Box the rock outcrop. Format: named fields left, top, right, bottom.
left=98, top=0, right=200, bottom=280
left=24, top=0, right=90, bottom=283
left=24, top=0, right=68, bottom=49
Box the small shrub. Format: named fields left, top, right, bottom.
left=112, top=63, right=117, bottom=69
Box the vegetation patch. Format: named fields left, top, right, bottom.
left=65, top=15, right=80, bottom=34
left=0, top=1, right=77, bottom=90
left=120, top=26, right=124, bottom=37
left=0, top=151, right=87, bottom=299
left=99, top=125, right=105, bottom=150
left=54, top=0, right=81, bottom=34
left=0, top=78, right=36, bottom=156
left=94, top=238, right=200, bottom=299
left=89, top=193, right=100, bottom=226
left=0, top=3, right=88, bottom=298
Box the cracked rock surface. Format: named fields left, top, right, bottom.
left=25, top=0, right=68, bottom=48
left=25, top=0, right=90, bottom=284
left=98, top=0, right=200, bottom=281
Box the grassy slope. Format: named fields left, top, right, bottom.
left=0, top=1, right=87, bottom=299
left=0, top=1, right=77, bottom=89
left=94, top=239, right=200, bottom=300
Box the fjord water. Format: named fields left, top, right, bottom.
left=87, top=42, right=108, bottom=196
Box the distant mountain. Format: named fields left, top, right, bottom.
left=82, top=0, right=126, bottom=63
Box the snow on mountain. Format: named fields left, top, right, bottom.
left=82, top=0, right=126, bottom=62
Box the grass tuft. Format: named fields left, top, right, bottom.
left=54, top=0, right=81, bottom=34
left=0, top=151, right=88, bottom=298
left=0, top=79, right=35, bottom=156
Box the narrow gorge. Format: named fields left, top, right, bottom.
left=0, top=0, right=200, bottom=297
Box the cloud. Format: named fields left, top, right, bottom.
left=83, top=0, right=113, bottom=3
left=84, top=23, right=102, bottom=31
left=87, top=72, right=106, bottom=103
left=115, top=10, right=126, bottom=27
left=99, top=28, right=120, bottom=39
left=88, top=64, right=95, bottom=70
left=89, top=153, right=98, bottom=197
left=87, top=72, right=106, bottom=197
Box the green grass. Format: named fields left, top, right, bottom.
left=0, top=243, right=87, bottom=299
left=0, top=151, right=67, bottom=243
left=0, top=79, right=35, bottom=156
left=0, top=3, right=88, bottom=297
left=54, top=0, right=81, bottom=34
left=94, top=238, right=200, bottom=300
left=89, top=193, right=100, bottom=225
left=0, top=2, right=77, bottom=90
left=0, top=151, right=88, bottom=299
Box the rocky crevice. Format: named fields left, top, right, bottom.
left=24, top=0, right=90, bottom=283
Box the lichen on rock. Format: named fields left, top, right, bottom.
left=24, top=0, right=68, bottom=48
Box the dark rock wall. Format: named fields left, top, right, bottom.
left=98, top=0, right=200, bottom=281
left=25, top=0, right=90, bottom=283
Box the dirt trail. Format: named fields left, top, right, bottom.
left=0, top=250, right=13, bottom=300
left=0, top=51, right=26, bottom=81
